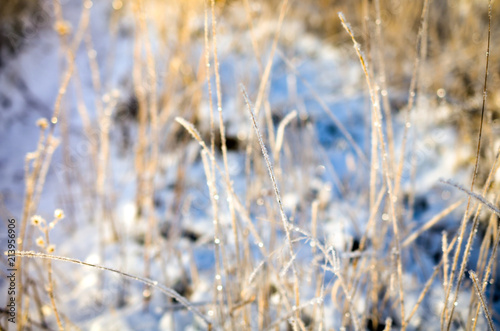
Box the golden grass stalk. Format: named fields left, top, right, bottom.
left=338, top=12, right=406, bottom=327
left=472, top=216, right=493, bottom=294
left=273, top=110, right=297, bottom=167
left=175, top=117, right=267, bottom=251
left=393, top=0, right=430, bottom=200
left=466, top=152, right=500, bottom=325
left=176, top=118, right=207, bottom=149
left=200, top=150, right=229, bottom=325
left=405, top=234, right=457, bottom=325
left=469, top=270, right=495, bottom=331
left=252, top=0, right=288, bottom=133
left=373, top=0, right=394, bottom=172
left=16, top=2, right=90, bottom=327
left=443, top=3, right=492, bottom=329
left=311, top=200, right=319, bottom=256
left=401, top=199, right=464, bottom=248
left=318, top=246, right=361, bottom=330
left=176, top=116, right=305, bottom=328
left=242, top=88, right=313, bottom=331
left=243, top=0, right=289, bottom=239
left=42, top=219, right=63, bottom=330
left=442, top=231, right=449, bottom=292
left=241, top=85, right=303, bottom=328
left=203, top=0, right=216, bottom=173
left=134, top=0, right=160, bottom=305
left=472, top=197, right=500, bottom=329
left=208, top=4, right=241, bottom=316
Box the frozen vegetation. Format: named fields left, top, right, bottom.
left=1, top=0, right=500, bottom=330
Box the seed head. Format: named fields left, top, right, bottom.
left=31, top=215, right=44, bottom=226
left=46, top=244, right=56, bottom=254
left=54, top=20, right=71, bottom=36
left=54, top=209, right=65, bottom=220
left=36, top=118, right=49, bottom=130
left=36, top=237, right=45, bottom=247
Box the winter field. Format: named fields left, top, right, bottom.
left=1, top=0, right=500, bottom=330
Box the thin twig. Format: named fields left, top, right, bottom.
left=440, top=180, right=500, bottom=218
left=241, top=85, right=303, bottom=327
left=14, top=251, right=213, bottom=327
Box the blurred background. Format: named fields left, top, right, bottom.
left=1, top=0, right=500, bottom=330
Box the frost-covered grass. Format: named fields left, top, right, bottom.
left=2, top=0, right=500, bottom=330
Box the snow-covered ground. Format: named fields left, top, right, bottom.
left=1, top=1, right=499, bottom=330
